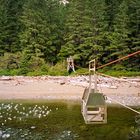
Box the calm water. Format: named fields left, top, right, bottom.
left=0, top=100, right=137, bottom=140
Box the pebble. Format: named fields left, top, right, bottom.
left=2, top=133, right=10, bottom=138
left=0, top=130, right=2, bottom=137
left=31, top=126, right=36, bottom=129
left=107, top=95, right=140, bottom=106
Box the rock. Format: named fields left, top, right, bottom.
left=31, top=126, right=36, bottom=129
left=60, top=82, right=65, bottom=85
left=0, top=130, right=2, bottom=137
left=2, top=133, right=10, bottom=138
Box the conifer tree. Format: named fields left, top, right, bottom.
left=59, top=0, right=108, bottom=67
left=128, top=0, right=140, bottom=51
left=20, top=0, right=63, bottom=64
left=0, top=0, right=139, bottom=72
left=108, top=0, right=130, bottom=59
left=59, top=0, right=86, bottom=61
left=0, top=0, right=23, bottom=55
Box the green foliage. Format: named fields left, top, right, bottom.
left=0, top=69, right=11, bottom=76
left=0, top=69, right=21, bottom=76
left=48, top=61, right=68, bottom=76
left=72, top=68, right=89, bottom=75
left=59, top=0, right=109, bottom=67
left=27, top=71, right=47, bottom=76
left=0, top=0, right=24, bottom=55
left=0, top=52, right=21, bottom=70
left=112, top=64, right=127, bottom=71
left=99, top=69, right=140, bottom=77
left=0, top=0, right=140, bottom=76
left=19, top=0, right=63, bottom=64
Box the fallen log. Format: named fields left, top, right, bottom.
left=0, top=76, right=13, bottom=81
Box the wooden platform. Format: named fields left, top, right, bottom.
left=81, top=88, right=107, bottom=124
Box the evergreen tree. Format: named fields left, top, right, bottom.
left=128, top=0, right=140, bottom=51
left=107, top=0, right=130, bottom=60
left=126, top=0, right=140, bottom=70
left=20, top=0, right=63, bottom=64
left=59, top=0, right=108, bottom=67
left=0, top=0, right=139, bottom=73
left=0, top=0, right=7, bottom=55
left=84, top=0, right=108, bottom=63
left=0, top=0, right=23, bottom=55
left=59, top=0, right=86, bottom=61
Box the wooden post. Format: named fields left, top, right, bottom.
left=93, top=59, right=97, bottom=92
left=89, top=59, right=97, bottom=92
left=89, top=62, right=92, bottom=93
left=67, top=56, right=75, bottom=73
left=89, top=73, right=92, bottom=93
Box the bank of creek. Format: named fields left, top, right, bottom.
left=0, top=76, right=140, bottom=139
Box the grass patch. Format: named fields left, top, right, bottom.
left=98, top=70, right=140, bottom=77
left=0, top=67, right=140, bottom=77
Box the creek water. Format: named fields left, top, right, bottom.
left=0, top=100, right=137, bottom=140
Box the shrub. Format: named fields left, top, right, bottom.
left=0, top=69, right=10, bottom=76
left=73, top=68, right=89, bottom=75
left=48, top=61, right=68, bottom=76
left=0, top=52, right=21, bottom=70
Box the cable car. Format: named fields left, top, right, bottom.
left=81, top=59, right=107, bottom=124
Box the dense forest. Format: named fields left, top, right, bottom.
left=0, top=0, right=140, bottom=76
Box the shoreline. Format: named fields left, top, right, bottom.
left=0, top=76, right=140, bottom=106
left=0, top=99, right=140, bottom=108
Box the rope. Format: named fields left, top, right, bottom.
left=81, top=51, right=140, bottom=115
left=97, top=50, right=140, bottom=69
left=107, top=96, right=140, bottom=115
left=71, top=50, right=140, bottom=74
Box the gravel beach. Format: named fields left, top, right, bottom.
left=0, top=76, right=140, bottom=106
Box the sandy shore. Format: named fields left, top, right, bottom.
left=0, top=76, right=84, bottom=100
left=0, top=76, right=140, bottom=106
